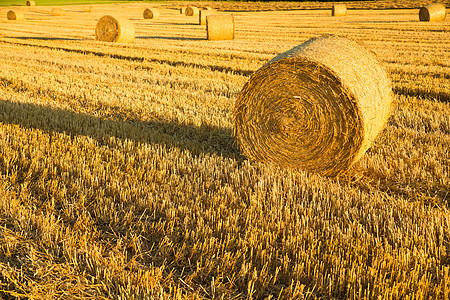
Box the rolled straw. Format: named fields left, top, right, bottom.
left=26, top=1, right=35, bottom=6
left=95, top=15, right=135, bottom=43
left=206, top=14, right=234, bottom=40
left=199, top=10, right=212, bottom=25
left=143, top=8, right=159, bottom=19
left=419, top=3, right=447, bottom=21
left=83, top=6, right=93, bottom=13
left=332, top=4, right=347, bottom=16
left=185, top=6, right=199, bottom=16
left=51, top=8, right=62, bottom=16
left=234, top=36, right=393, bottom=176
left=180, top=7, right=186, bottom=14
left=7, top=10, right=24, bottom=20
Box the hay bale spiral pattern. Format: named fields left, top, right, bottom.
left=419, top=3, right=447, bottom=21
left=185, top=6, right=199, bottom=16
left=234, top=36, right=393, bottom=176
left=26, top=1, right=35, bottom=6
left=95, top=15, right=135, bottom=43
left=7, top=10, right=24, bottom=20
left=143, top=8, right=159, bottom=19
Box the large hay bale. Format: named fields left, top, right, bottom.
left=199, top=10, right=212, bottom=25
left=143, top=8, right=159, bottom=19
left=419, top=3, right=447, bottom=21
left=83, top=6, right=93, bottom=13
left=206, top=14, right=234, bottom=40
left=26, top=1, right=35, bottom=6
left=51, top=8, right=62, bottom=16
left=95, top=15, right=135, bottom=43
left=332, top=4, right=347, bottom=16
left=185, top=6, right=199, bottom=16
left=180, top=7, right=186, bottom=14
left=7, top=10, right=24, bottom=20
left=234, top=36, right=393, bottom=176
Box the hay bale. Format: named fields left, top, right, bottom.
left=185, top=6, right=199, bottom=16
left=206, top=14, right=234, bottom=40
left=332, top=4, right=347, bottom=16
left=234, top=36, right=393, bottom=176
left=26, top=1, right=35, bottom=6
left=143, top=8, right=159, bottom=19
left=83, top=6, right=93, bottom=13
left=51, top=8, right=62, bottom=16
left=180, top=7, right=186, bottom=14
left=7, top=10, right=24, bottom=20
left=199, top=10, right=212, bottom=25
left=419, top=3, right=447, bottom=21
left=95, top=15, right=135, bottom=43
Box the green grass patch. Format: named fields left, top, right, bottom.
left=1, top=0, right=146, bottom=7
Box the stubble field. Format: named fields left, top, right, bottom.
left=0, top=1, right=449, bottom=299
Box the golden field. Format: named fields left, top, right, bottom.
left=0, top=1, right=449, bottom=299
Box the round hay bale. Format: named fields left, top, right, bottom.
left=332, top=4, right=347, bottom=16
left=51, top=8, right=62, bottom=16
left=206, top=14, right=234, bottom=40
left=180, top=7, right=186, bottom=14
left=95, top=15, right=135, bottom=43
left=185, top=6, right=199, bottom=16
left=143, top=8, right=159, bottom=19
left=26, top=1, right=35, bottom=6
left=419, top=3, right=447, bottom=21
left=7, top=10, right=24, bottom=20
left=83, top=5, right=93, bottom=13
left=199, top=10, right=212, bottom=25
left=234, top=36, right=393, bottom=176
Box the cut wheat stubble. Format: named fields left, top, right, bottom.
left=234, top=36, right=393, bottom=176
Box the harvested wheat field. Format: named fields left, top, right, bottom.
left=0, top=1, right=449, bottom=299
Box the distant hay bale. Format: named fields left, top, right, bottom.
left=234, top=36, right=393, bottom=176
left=143, top=8, right=159, bottom=19
left=332, top=4, right=347, bottom=16
left=95, top=15, right=135, bottom=43
left=206, top=14, right=234, bottom=40
left=26, top=1, right=35, bottom=6
left=180, top=7, right=186, bottom=14
left=419, top=3, right=447, bottom=21
left=185, top=6, right=199, bottom=16
left=199, top=10, right=212, bottom=25
left=51, top=8, right=62, bottom=16
left=7, top=10, right=24, bottom=20
left=83, top=6, right=93, bottom=13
